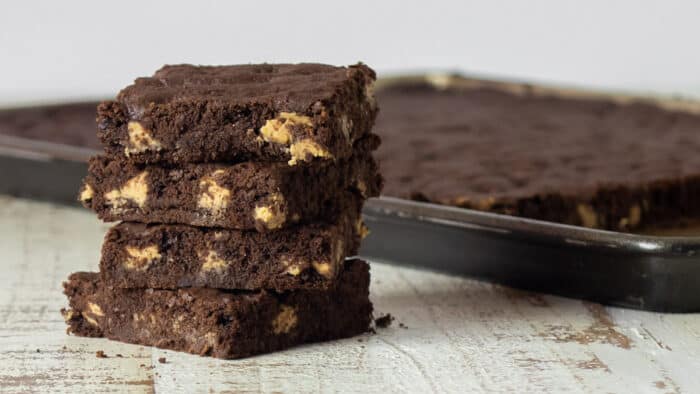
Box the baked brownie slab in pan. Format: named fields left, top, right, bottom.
left=374, top=74, right=700, bottom=232
left=4, top=76, right=700, bottom=311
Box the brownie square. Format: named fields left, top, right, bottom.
left=98, top=63, right=377, bottom=165
left=99, top=204, right=367, bottom=291
left=62, top=259, right=372, bottom=359
left=80, top=136, right=381, bottom=231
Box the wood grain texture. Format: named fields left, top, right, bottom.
left=1, top=195, right=699, bottom=393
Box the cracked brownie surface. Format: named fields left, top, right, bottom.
left=98, top=63, right=377, bottom=165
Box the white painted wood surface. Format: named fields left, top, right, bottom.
left=1, top=195, right=700, bottom=393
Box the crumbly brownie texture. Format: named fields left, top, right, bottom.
left=100, top=203, right=368, bottom=291
left=375, top=81, right=700, bottom=231
left=61, top=272, right=103, bottom=338
left=62, top=260, right=372, bottom=359
left=97, top=63, right=377, bottom=165
left=80, top=136, right=381, bottom=231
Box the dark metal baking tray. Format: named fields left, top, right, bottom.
left=359, top=197, right=700, bottom=313
left=3, top=91, right=700, bottom=312
left=0, top=133, right=92, bottom=204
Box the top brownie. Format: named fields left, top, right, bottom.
left=375, top=78, right=700, bottom=231
left=98, top=63, right=377, bottom=165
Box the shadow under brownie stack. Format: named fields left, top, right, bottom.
left=61, top=63, right=382, bottom=359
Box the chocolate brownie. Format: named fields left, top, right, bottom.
left=375, top=77, right=700, bottom=231
left=98, top=63, right=377, bottom=165
left=62, top=259, right=372, bottom=359
left=100, top=204, right=367, bottom=291
left=80, top=136, right=381, bottom=231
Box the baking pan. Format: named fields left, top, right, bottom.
left=0, top=102, right=97, bottom=204
left=359, top=197, right=700, bottom=312
left=3, top=77, right=700, bottom=312
left=0, top=133, right=92, bottom=204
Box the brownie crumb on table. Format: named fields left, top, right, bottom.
left=95, top=350, right=107, bottom=358
left=374, top=313, right=394, bottom=328
left=158, top=357, right=166, bottom=364
left=375, top=313, right=394, bottom=328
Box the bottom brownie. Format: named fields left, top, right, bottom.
left=62, top=260, right=372, bottom=359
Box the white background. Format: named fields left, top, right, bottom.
left=2, top=0, right=700, bottom=105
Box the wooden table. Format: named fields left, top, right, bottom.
left=1, top=196, right=699, bottom=393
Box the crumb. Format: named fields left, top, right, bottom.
left=36, top=349, right=40, bottom=353
left=399, top=322, right=408, bottom=329
left=96, top=350, right=107, bottom=358
left=116, top=354, right=123, bottom=358
left=139, top=363, right=145, bottom=368
left=357, top=338, right=363, bottom=343
left=375, top=313, right=394, bottom=328
left=62, top=346, right=67, bottom=351
left=158, top=357, right=167, bottom=364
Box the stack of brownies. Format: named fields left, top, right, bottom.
left=61, top=63, right=382, bottom=359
